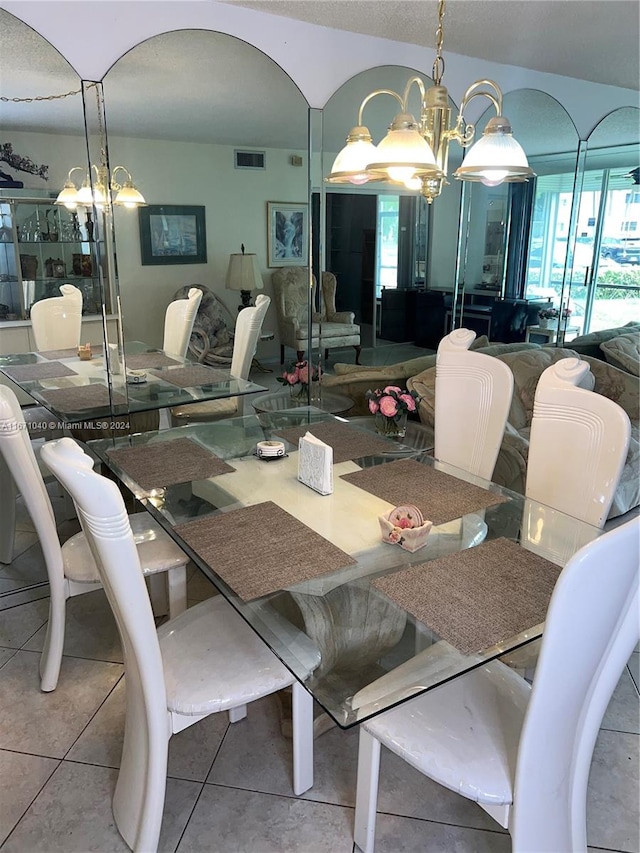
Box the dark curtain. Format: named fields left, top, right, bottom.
left=504, top=179, right=536, bottom=299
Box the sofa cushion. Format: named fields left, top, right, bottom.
left=296, top=321, right=360, bottom=341
left=491, top=347, right=579, bottom=430
left=568, top=322, right=640, bottom=359
left=599, top=333, right=640, bottom=377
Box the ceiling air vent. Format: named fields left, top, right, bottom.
left=234, top=150, right=266, bottom=170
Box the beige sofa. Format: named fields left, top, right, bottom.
left=322, top=337, right=541, bottom=415
left=407, top=346, right=640, bottom=519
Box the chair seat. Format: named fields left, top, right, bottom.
left=158, top=595, right=297, bottom=716
left=296, top=321, right=360, bottom=342
left=63, top=513, right=187, bottom=583
left=170, top=397, right=237, bottom=421
left=363, top=661, right=530, bottom=807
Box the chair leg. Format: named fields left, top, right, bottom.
left=166, top=564, right=187, bottom=619
left=354, top=345, right=362, bottom=365
left=292, top=681, right=314, bottom=795
left=325, top=348, right=329, bottom=361
left=0, top=456, right=16, bottom=564
left=280, top=345, right=285, bottom=364
left=39, top=590, right=68, bottom=692
left=113, top=672, right=169, bottom=852
left=354, top=728, right=381, bottom=853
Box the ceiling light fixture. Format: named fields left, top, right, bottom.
left=326, top=0, right=534, bottom=203
left=55, top=164, right=146, bottom=210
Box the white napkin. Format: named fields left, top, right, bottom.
left=298, top=431, right=333, bottom=495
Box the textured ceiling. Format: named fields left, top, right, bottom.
left=221, top=0, right=640, bottom=91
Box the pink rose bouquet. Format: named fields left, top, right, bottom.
left=276, top=359, right=321, bottom=388
left=365, top=385, right=419, bottom=421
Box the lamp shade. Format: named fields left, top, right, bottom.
left=225, top=253, right=263, bottom=292
left=366, top=112, right=441, bottom=186
left=326, top=126, right=379, bottom=186
left=454, top=116, right=535, bottom=186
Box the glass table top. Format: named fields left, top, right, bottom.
left=0, top=342, right=267, bottom=423
left=90, top=409, right=601, bottom=728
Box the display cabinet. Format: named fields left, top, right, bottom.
left=0, top=197, right=112, bottom=322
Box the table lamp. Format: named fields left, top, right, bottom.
left=225, top=244, right=263, bottom=310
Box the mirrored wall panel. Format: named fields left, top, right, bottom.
left=102, top=28, right=310, bottom=376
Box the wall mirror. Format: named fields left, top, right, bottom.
left=102, top=28, right=310, bottom=374
left=568, top=107, right=640, bottom=334
left=322, top=65, right=463, bottom=357
left=457, top=88, right=581, bottom=343
left=0, top=9, right=100, bottom=341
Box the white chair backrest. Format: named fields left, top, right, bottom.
left=30, top=284, right=82, bottom=351
left=435, top=328, right=514, bottom=480
left=163, top=287, right=203, bottom=358
left=40, top=437, right=169, bottom=722
left=512, top=517, right=639, bottom=850
left=0, top=387, right=64, bottom=593
left=526, top=357, right=631, bottom=528
left=230, top=294, right=270, bottom=380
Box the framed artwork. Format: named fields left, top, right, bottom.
left=138, top=205, right=207, bottom=265
left=267, top=201, right=308, bottom=267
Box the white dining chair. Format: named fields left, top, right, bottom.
left=30, top=283, right=83, bottom=351
left=0, top=386, right=189, bottom=692
left=435, top=328, right=514, bottom=480
left=170, top=293, right=270, bottom=425
left=41, top=435, right=316, bottom=853
left=353, top=516, right=640, bottom=853
left=526, top=356, right=631, bottom=529
left=162, top=286, right=202, bottom=358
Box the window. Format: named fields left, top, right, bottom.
left=375, top=195, right=399, bottom=297
left=622, top=221, right=638, bottom=232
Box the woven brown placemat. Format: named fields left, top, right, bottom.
left=39, top=347, right=102, bottom=360
left=38, top=384, right=128, bottom=413
left=149, top=365, right=229, bottom=388
left=175, top=501, right=357, bottom=601
left=106, top=436, right=235, bottom=489
left=374, top=537, right=561, bottom=655
left=3, top=361, right=78, bottom=381
left=125, top=353, right=181, bottom=370
left=340, top=458, right=508, bottom=525
left=275, top=420, right=395, bottom=463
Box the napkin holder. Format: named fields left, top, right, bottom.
left=77, top=342, right=92, bottom=361
left=378, top=509, right=432, bottom=552
left=298, top=431, right=333, bottom=495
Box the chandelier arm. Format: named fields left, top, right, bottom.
left=400, top=76, right=427, bottom=112
left=459, top=79, right=503, bottom=118
left=110, top=165, right=133, bottom=192
left=357, top=89, right=404, bottom=125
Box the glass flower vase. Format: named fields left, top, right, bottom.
left=374, top=411, right=407, bottom=438
left=290, top=383, right=307, bottom=399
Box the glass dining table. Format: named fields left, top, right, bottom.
left=0, top=341, right=267, bottom=426
left=89, top=408, right=601, bottom=729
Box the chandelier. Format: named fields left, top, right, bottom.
left=56, top=164, right=146, bottom=210
left=326, top=0, right=534, bottom=203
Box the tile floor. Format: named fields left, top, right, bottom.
left=0, top=500, right=638, bottom=853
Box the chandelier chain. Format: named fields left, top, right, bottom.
left=432, top=0, right=446, bottom=85
left=0, top=82, right=98, bottom=104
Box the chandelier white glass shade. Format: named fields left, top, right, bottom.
left=55, top=164, right=146, bottom=210
left=326, top=1, right=534, bottom=203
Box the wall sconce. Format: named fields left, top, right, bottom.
left=225, top=244, right=264, bottom=311
left=55, top=164, right=146, bottom=210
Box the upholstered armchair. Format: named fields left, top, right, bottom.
left=272, top=267, right=361, bottom=364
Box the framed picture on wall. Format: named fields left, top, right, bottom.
left=267, top=201, right=308, bottom=267
left=138, top=205, right=207, bottom=265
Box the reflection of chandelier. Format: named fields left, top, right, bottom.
left=56, top=164, right=146, bottom=210
left=326, top=0, right=534, bottom=203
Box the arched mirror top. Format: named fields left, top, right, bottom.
left=474, top=89, right=579, bottom=161
left=0, top=9, right=83, bottom=136
left=587, top=106, right=640, bottom=149
left=102, top=29, right=309, bottom=147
